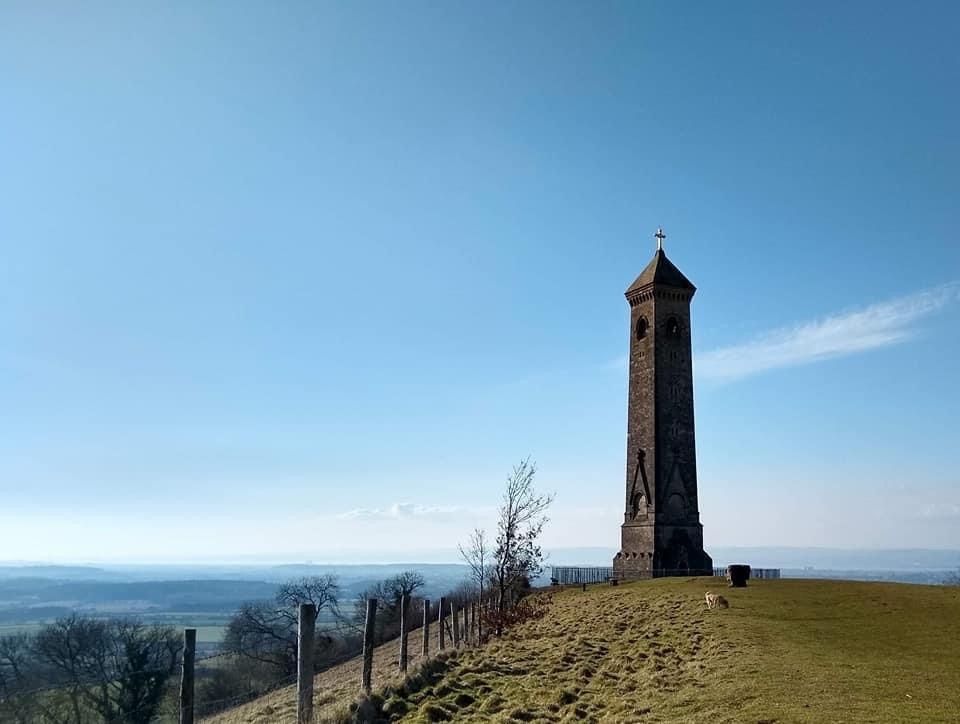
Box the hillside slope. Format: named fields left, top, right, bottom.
left=204, top=617, right=446, bottom=723
left=207, top=577, right=960, bottom=723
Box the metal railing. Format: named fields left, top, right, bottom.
left=551, top=565, right=783, bottom=584
left=713, top=566, right=781, bottom=579
left=551, top=566, right=615, bottom=584
left=552, top=566, right=739, bottom=583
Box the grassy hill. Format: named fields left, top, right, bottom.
left=205, top=577, right=960, bottom=723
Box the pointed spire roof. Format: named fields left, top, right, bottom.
left=625, top=249, right=696, bottom=296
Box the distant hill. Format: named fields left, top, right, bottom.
left=0, top=565, right=120, bottom=581
left=4, top=548, right=957, bottom=580
left=205, top=577, right=960, bottom=723
left=0, top=579, right=280, bottom=624
left=0, top=564, right=471, bottom=629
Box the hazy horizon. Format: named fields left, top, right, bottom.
left=4, top=545, right=960, bottom=570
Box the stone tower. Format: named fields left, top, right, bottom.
left=613, top=230, right=712, bottom=580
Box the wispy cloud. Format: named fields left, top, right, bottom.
left=696, top=283, right=959, bottom=382
left=917, top=502, right=960, bottom=519
left=336, top=503, right=467, bottom=521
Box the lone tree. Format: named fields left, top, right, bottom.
left=459, top=528, right=490, bottom=601
left=352, top=571, right=426, bottom=643
left=224, top=575, right=340, bottom=677
left=490, top=458, right=553, bottom=633
left=276, top=575, right=341, bottom=616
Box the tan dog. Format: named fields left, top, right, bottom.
left=705, top=591, right=729, bottom=610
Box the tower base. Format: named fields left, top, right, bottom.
left=613, top=522, right=712, bottom=581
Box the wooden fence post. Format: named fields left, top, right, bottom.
left=437, top=596, right=446, bottom=650
left=451, top=601, right=460, bottom=648
left=421, top=598, right=430, bottom=656
left=361, top=598, right=377, bottom=692
left=398, top=594, right=409, bottom=672
left=476, top=598, right=482, bottom=643
left=179, top=628, right=195, bottom=724
left=297, top=603, right=317, bottom=724
left=469, top=602, right=475, bottom=645
left=466, top=603, right=472, bottom=642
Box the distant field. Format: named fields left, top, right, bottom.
left=0, top=617, right=229, bottom=644
left=205, top=577, right=960, bottom=723
left=1, top=608, right=342, bottom=647
left=0, top=622, right=46, bottom=636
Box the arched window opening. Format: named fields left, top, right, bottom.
left=635, top=316, right=649, bottom=340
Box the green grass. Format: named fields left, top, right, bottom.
left=204, top=578, right=960, bottom=723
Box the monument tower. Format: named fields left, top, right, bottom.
left=613, top=228, right=712, bottom=580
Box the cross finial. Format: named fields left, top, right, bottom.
left=654, top=227, right=666, bottom=251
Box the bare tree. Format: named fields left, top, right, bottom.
left=459, top=528, right=490, bottom=601
left=944, top=569, right=960, bottom=586
left=387, top=571, right=426, bottom=603
left=491, top=458, right=553, bottom=632
left=32, top=614, right=109, bottom=724
left=224, top=601, right=299, bottom=675
left=224, top=575, right=340, bottom=677
left=0, top=633, right=40, bottom=724
left=351, top=571, right=426, bottom=643
left=276, top=575, right=340, bottom=618
left=444, top=579, right=481, bottom=608
left=0, top=632, right=35, bottom=692
left=102, top=620, right=180, bottom=724
left=30, top=615, right=179, bottom=724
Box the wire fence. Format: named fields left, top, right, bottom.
left=551, top=566, right=615, bottom=584
left=193, top=671, right=299, bottom=719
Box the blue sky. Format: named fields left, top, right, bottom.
left=1, top=1, right=958, bottom=562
